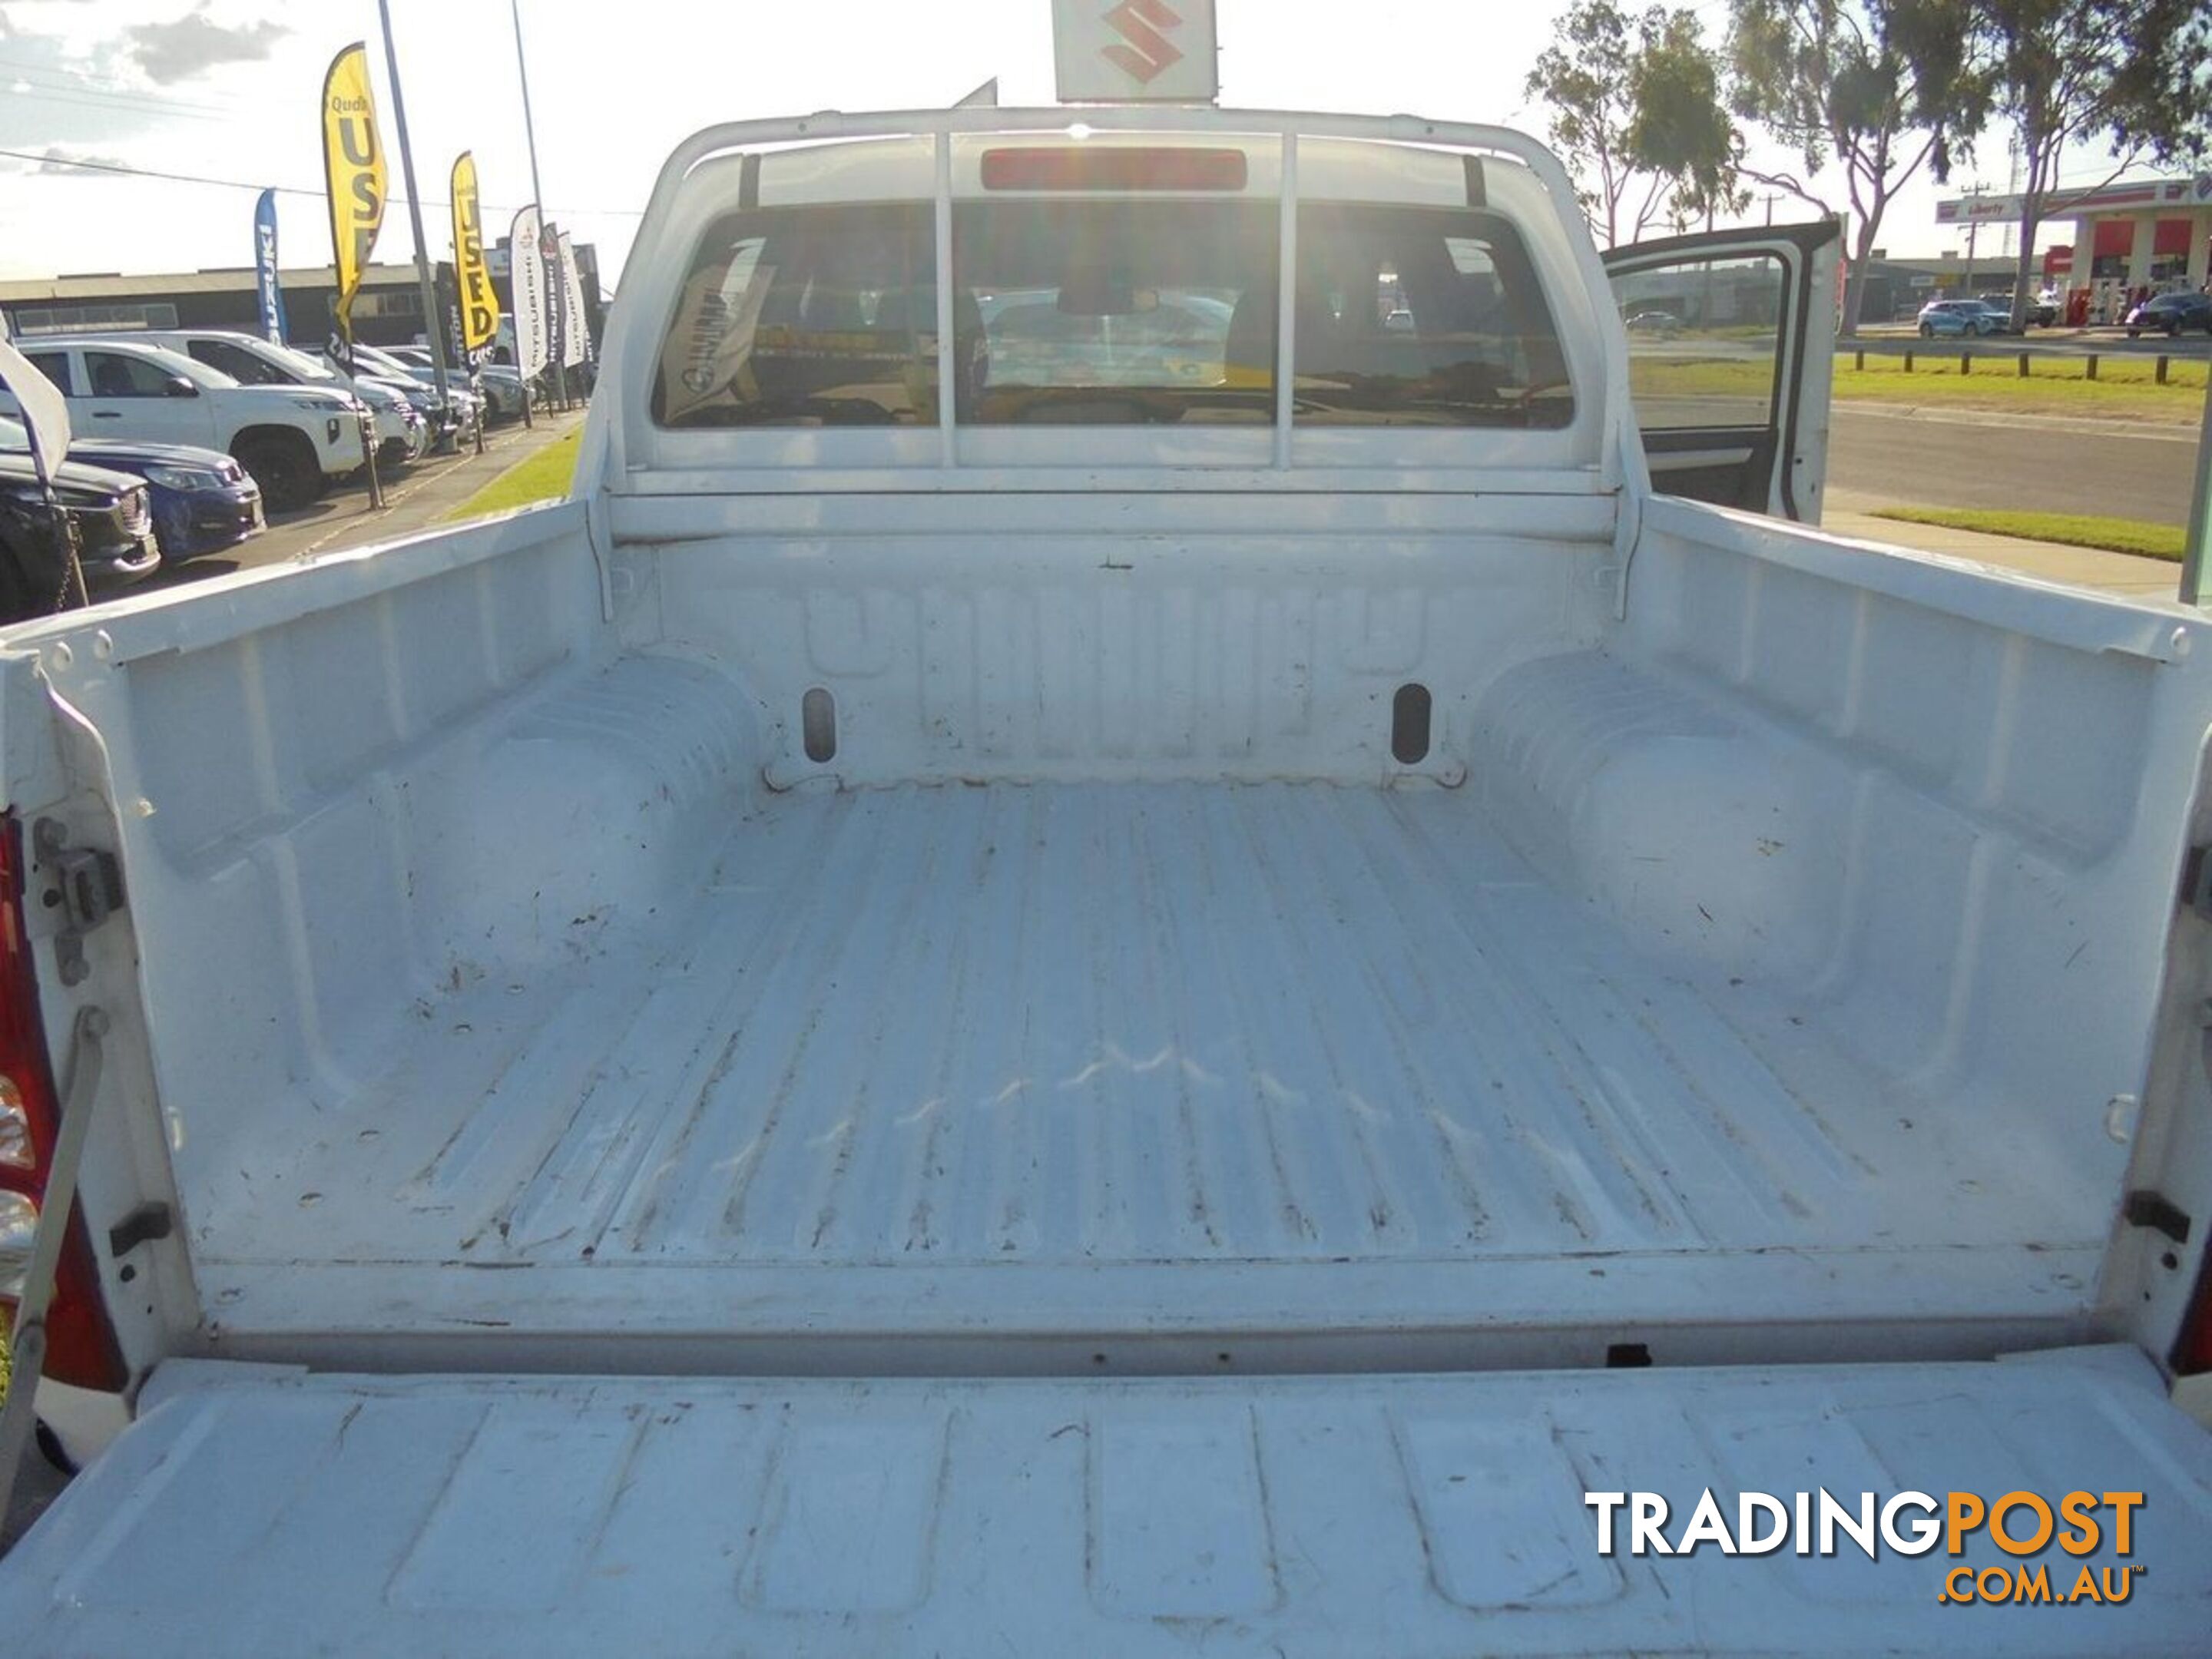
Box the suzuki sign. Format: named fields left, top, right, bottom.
left=1054, top=0, right=1217, bottom=103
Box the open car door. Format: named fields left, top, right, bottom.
left=1605, top=220, right=1840, bottom=523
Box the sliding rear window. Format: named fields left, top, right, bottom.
left=653, top=190, right=1573, bottom=433
left=952, top=197, right=1278, bottom=426
left=1292, top=203, right=1573, bottom=429
left=653, top=204, right=937, bottom=428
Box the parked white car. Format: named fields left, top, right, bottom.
left=314, top=342, right=482, bottom=448
left=0, top=337, right=366, bottom=511
left=84, top=329, right=430, bottom=471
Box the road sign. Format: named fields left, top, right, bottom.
left=1937, top=175, right=2209, bottom=224
left=1053, top=0, right=1217, bottom=103
left=1935, top=194, right=2026, bottom=224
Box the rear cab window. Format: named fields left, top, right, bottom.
left=955, top=194, right=1278, bottom=426
left=654, top=204, right=937, bottom=427
left=1293, top=204, right=1571, bottom=429
left=645, top=131, right=1596, bottom=471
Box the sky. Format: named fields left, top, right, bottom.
left=0, top=0, right=2146, bottom=290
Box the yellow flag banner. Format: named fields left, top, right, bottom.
left=320, top=41, right=387, bottom=346
left=450, top=152, right=501, bottom=354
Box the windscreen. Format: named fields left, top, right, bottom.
left=272, top=344, right=344, bottom=381
left=350, top=346, right=412, bottom=377
left=184, top=337, right=293, bottom=386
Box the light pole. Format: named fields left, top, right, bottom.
left=512, top=0, right=546, bottom=239
left=2180, top=359, right=2212, bottom=605
left=375, top=0, right=457, bottom=444
left=510, top=0, right=569, bottom=413
left=1959, top=183, right=1989, bottom=300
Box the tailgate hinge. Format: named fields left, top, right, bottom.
left=108, top=1202, right=173, bottom=1258
left=33, top=817, right=124, bottom=988
left=2124, top=1189, right=2192, bottom=1245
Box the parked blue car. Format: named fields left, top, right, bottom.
left=0, top=414, right=262, bottom=564
left=1914, top=298, right=2008, bottom=338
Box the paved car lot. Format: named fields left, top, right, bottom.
left=147, top=409, right=585, bottom=585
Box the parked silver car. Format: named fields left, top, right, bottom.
left=384, top=346, right=528, bottom=422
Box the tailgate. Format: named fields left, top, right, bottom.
left=3, top=1349, right=2208, bottom=1655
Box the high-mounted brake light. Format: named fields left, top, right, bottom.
left=0, top=813, right=123, bottom=1390
left=979, top=147, right=1248, bottom=192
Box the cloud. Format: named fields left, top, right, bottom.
left=31, top=142, right=125, bottom=174
left=1, top=2, right=101, bottom=45
left=124, top=4, right=286, bottom=84
left=0, top=144, right=124, bottom=177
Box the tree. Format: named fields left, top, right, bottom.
left=1526, top=2, right=1747, bottom=247
left=1634, top=9, right=1756, bottom=230
left=1975, top=0, right=2210, bottom=329
left=1728, top=0, right=1986, bottom=335
left=1525, top=1, right=1644, bottom=247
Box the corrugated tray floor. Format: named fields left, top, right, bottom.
left=185, top=783, right=2095, bottom=1335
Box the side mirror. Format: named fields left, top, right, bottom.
left=164, top=376, right=199, bottom=399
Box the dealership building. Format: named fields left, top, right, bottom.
left=0, top=238, right=604, bottom=359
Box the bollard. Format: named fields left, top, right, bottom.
left=1855, top=349, right=1865, bottom=371
left=1902, top=350, right=1913, bottom=373
left=2157, top=356, right=2170, bottom=385
left=2018, top=351, right=2029, bottom=377
left=2086, top=354, right=2098, bottom=381
left=1960, top=352, right=1971, bottom=375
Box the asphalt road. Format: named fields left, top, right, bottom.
left=1829, top=404, right=2201, bottom=524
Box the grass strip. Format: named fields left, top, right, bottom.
left=442, top=428, right=582, bottom=523
left=1629, top=352, right=2208, bottom=424
left=1869, top=505, right=2186, bottom=562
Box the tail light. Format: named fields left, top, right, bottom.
left=0, top=1078, right=29, bottom=1169
left=0, top=813, right=123, bottom=1390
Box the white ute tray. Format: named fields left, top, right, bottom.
left=3, top=1347, right=2207, bottom=1654
left=190, top=783, right=2113, bottom=1356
